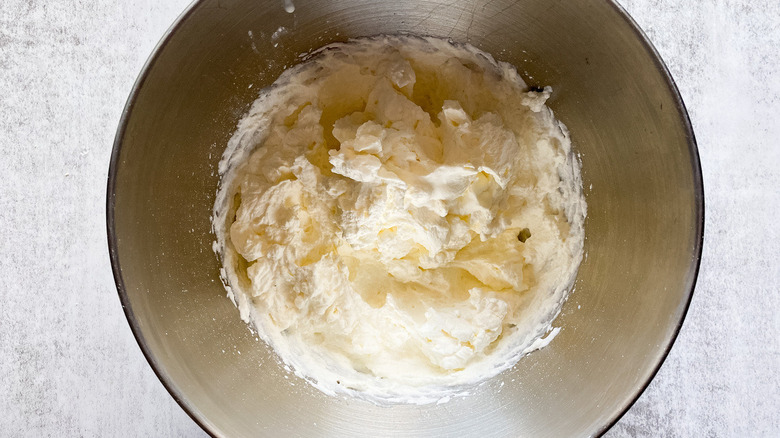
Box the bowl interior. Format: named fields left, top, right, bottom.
left=108, top=0, right=702, bottom=436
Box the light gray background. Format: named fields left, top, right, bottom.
left=1, top=0, right=777, bottom=436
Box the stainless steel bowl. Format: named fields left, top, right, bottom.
left=107, top=0, right=703, bottom=436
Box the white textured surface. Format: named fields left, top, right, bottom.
left=0, top=0, right=777, bottom=436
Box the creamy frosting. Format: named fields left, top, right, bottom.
left=213, top=35, right=586, bottom=404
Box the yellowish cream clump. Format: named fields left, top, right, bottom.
left=214, top=35, right=586, bottom=404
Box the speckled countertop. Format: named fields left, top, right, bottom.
left=0, top=0, right=777, bottom=436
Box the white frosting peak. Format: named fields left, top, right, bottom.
left=213, top=35, right=586, bottom=404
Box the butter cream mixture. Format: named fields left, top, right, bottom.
left=213, top=35, right=586, bottom=404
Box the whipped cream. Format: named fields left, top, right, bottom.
left=213, top=35, right=586, bottom=404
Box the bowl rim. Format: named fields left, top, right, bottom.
left=595, top=2, right=704, bottom=435
left=106, top=1, right=704, bottom=436
left=106, top=1, right=216, bottom=434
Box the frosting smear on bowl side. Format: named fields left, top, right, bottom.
left=213, top=35, right=586, bottom=404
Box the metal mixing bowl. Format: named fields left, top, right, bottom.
left=107, top=0, right=704, bottom=436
